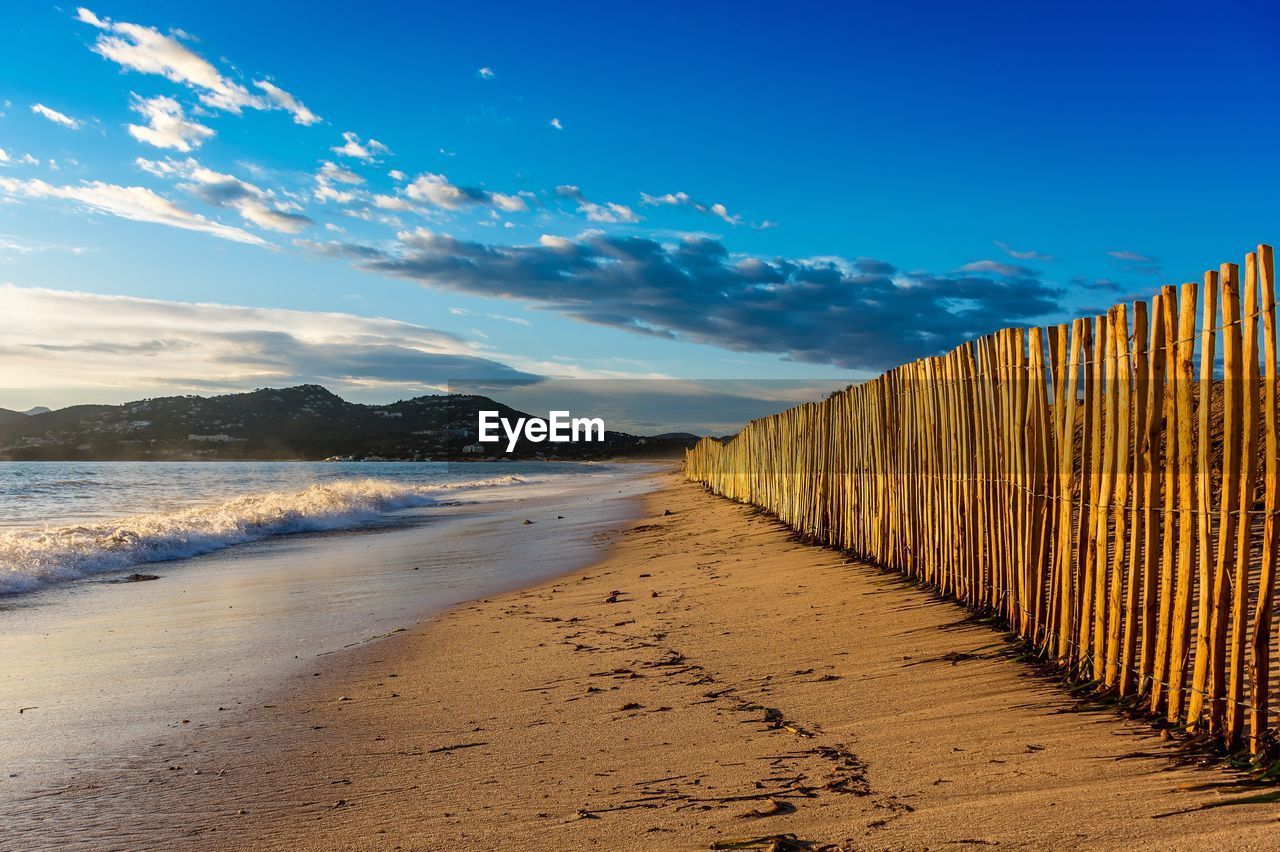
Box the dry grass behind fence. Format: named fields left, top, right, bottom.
left=686, top=244, right=1278, bottom=756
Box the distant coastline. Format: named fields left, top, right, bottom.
left=0, top=384, right=703, bottom=462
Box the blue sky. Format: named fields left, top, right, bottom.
left=1, top=1, right=1276, bottom=417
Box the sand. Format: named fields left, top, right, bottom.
left=0, top=469, right=652, bottom=801
left=14, top=471, right=1280, bottom=850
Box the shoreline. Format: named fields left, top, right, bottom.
left=0, top=464, right=658, bottom=807
left=11, top=472, right=1278, bottom=849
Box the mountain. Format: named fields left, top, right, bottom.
left=0, top=385, right=700, bottom=461
left=0, top=406, right=55, bottom=427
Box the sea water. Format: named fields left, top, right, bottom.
left=0, top=460, right=613, bottom=594
left=0, top=460, right=658, bottom=798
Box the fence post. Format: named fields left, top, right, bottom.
left=1166, top=282, right=1199, bottom=723
left=1188, top=271, right=1221, bottom=728
left=1250, top=245, right=1278, bottom=753
left=1119, top=301, right=1149, bottom=696
left=681, top=244, right=1278, bottom=753
left=1210, top=263, right=1243, bottom=738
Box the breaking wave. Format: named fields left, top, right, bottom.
left=0, top=475, right=527, bottom=595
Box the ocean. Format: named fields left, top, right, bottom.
left=0, top=460, right=658, bottom=797
left=0, top=460, right=622, bottom=595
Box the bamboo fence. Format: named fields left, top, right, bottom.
left=685, top=244, right=1279, bottom=754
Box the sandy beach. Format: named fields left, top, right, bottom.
left=11, top=469, right=1279, bottom=850
left=8, top=4, right=1277, bottom=848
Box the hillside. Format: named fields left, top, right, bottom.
left=0, top=386, right=699, bottom=462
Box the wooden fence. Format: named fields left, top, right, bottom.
left=685, top=244, right=1278, bottom=754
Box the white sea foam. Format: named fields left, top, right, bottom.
left=0, top=476, right=527, bottom=595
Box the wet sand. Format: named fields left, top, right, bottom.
left=12, top=471, right=1280, bottom=850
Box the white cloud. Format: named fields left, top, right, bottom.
left=126, top=94, right=214, bottom=152
left=388, top=169, right=406, bottom=181
left=549, top=117, right=563, bottom=130
left=318, top=161, right=363, bottom=185
left=0, top=233, right=87, bottom=257
left=1106, top=249, right=1156, bottom=263
left=449, top=306, right=531, bottom=326
left=253, top=80, right=320, bottom=126
left=581, top=201, right=637, bottom=223
left=1104, top=248, right=1162, bottom=275
left=405, top=173, right=479, bottom=209
left=556, top=184, right=640, bottom=223
left=188, top=175, right=310, bottom=234
left=994, top=240, right=1054, bottom=262
left=959, top=259, right=1031, bottom=277
left=477, top=67, right=494, bottom=80
left=74, top=7, right=107, bottom=27
left=708, top=203, right=739, bottom=225
left=0, top=174, right=266, bottom=245
left=313, top=162, right=365, bottom=205
left=77, top=7, right=257, bottom=112
left=489, top=192, right=527, bottom=212
left=314, top=184, right=359, bottom=205
left=76, top=7, right=315, bottom=125
left=0, top=235, right=32, bottom=255
left=641, top=191, right=743, bottom=225
left=373, top=194, right=413, bottom=211
left=400, top=174, right=528, bottom=214
left=0, top=285, right=529, bottom=401
left=0, top=151, right=43, bottom=169
left=331, top=131, right=388, bottom=160
left=539, top=234, right=573, bottom=250
left=133, top=156, right=184, bottom=177
left=31, top=103, right=82, bottom=129
left=136, top=156, right=312, bottom=234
